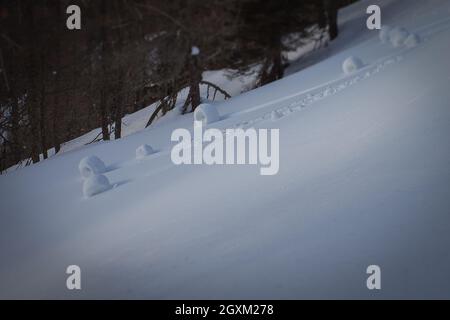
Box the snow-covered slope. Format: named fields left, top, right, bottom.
left=1, top=0, right=450, bottom=299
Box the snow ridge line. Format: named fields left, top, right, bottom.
left=224, top=54, right=405, bottom=132
left=131, top=52, right=406, bottom=173
left=414, top=15, right=450, bottom=37
left=217, top=15, right=450, bottom=132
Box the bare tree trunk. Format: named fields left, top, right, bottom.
left=113, top=2, right=125, bottom=141
left=272, top=50, right=284, bottom=81
left=39, top=79, right=48, bottom=159
left=52, top=0, right=62, bottom=154
left=188, top=52, right=202, bottom=112
left=51, top=87, right=61, bottom=154
left=24, top=3, right=41, bottom=164
left=324, top=0, right=339, bottom=40
left=113, top=81, right=123, bottom=140
left=318, top=1, right=327, bottom=29
left=10, top=94, right=22, bottom=163
left=114, top=116, right=122, bottom=139
left=100, top=91, right=110, bottom=140
left=52, top=105, right=61, bottom=153
left=259, top=38, right=284, bottom=86
left=100, top=0, right=110, bottom=141
left=29, top=96, right=41, bottom=164
left=3, top=45, right=22, bottom=163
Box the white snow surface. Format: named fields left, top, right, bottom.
left=1, top=0, right=450, bottom=299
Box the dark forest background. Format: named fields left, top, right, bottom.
left=0, top=0, right=357, bottom=172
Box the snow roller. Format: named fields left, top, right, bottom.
left=194, top=103, right=221, bottom=126
left=78, top=155, right=107, bottom=178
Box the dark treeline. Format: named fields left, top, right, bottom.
left=0, top=0, right=355, bottom=172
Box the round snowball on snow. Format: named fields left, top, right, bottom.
left=342, top=56, right=364, bottom=75
left=83, top=174, right=112, bottom=198
left=404, top=33, right=421, bottom=48
left=194, top=103, right=220, bottom=126
left=79, top=155, right=106, bottom=178
left=271, top=110, right=283, bottom=121
left=136, top=144, right=155, bottom=160
left=389, top=27, right=410, bottom=47
left=379, top=26, right=392, bottom=43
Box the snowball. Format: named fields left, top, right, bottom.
left=271, top=110, right=283, bottom=121
left=136, top=144, right=155, bottom=160
left=191, top=46, right=200, bottom=56
left=194, top=104, right=221, bottom=126
left=78, top=156, right=106, bottom=178
left=342, top=56, right=364, bottom=75
left=404, top=33, right=421, bottom=48
left=83, top=174, right=112, bottom=198
left=379, top=26, right=392, bottom=43
left=389, top=27, right=410, bottom=47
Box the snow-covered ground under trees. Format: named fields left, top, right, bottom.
left=1, top=0, right=450, bottom=299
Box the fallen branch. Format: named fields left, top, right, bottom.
left=200, top=80, right=231, bottom=99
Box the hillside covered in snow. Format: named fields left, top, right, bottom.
left=1, top=0, right=450, bottom=299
